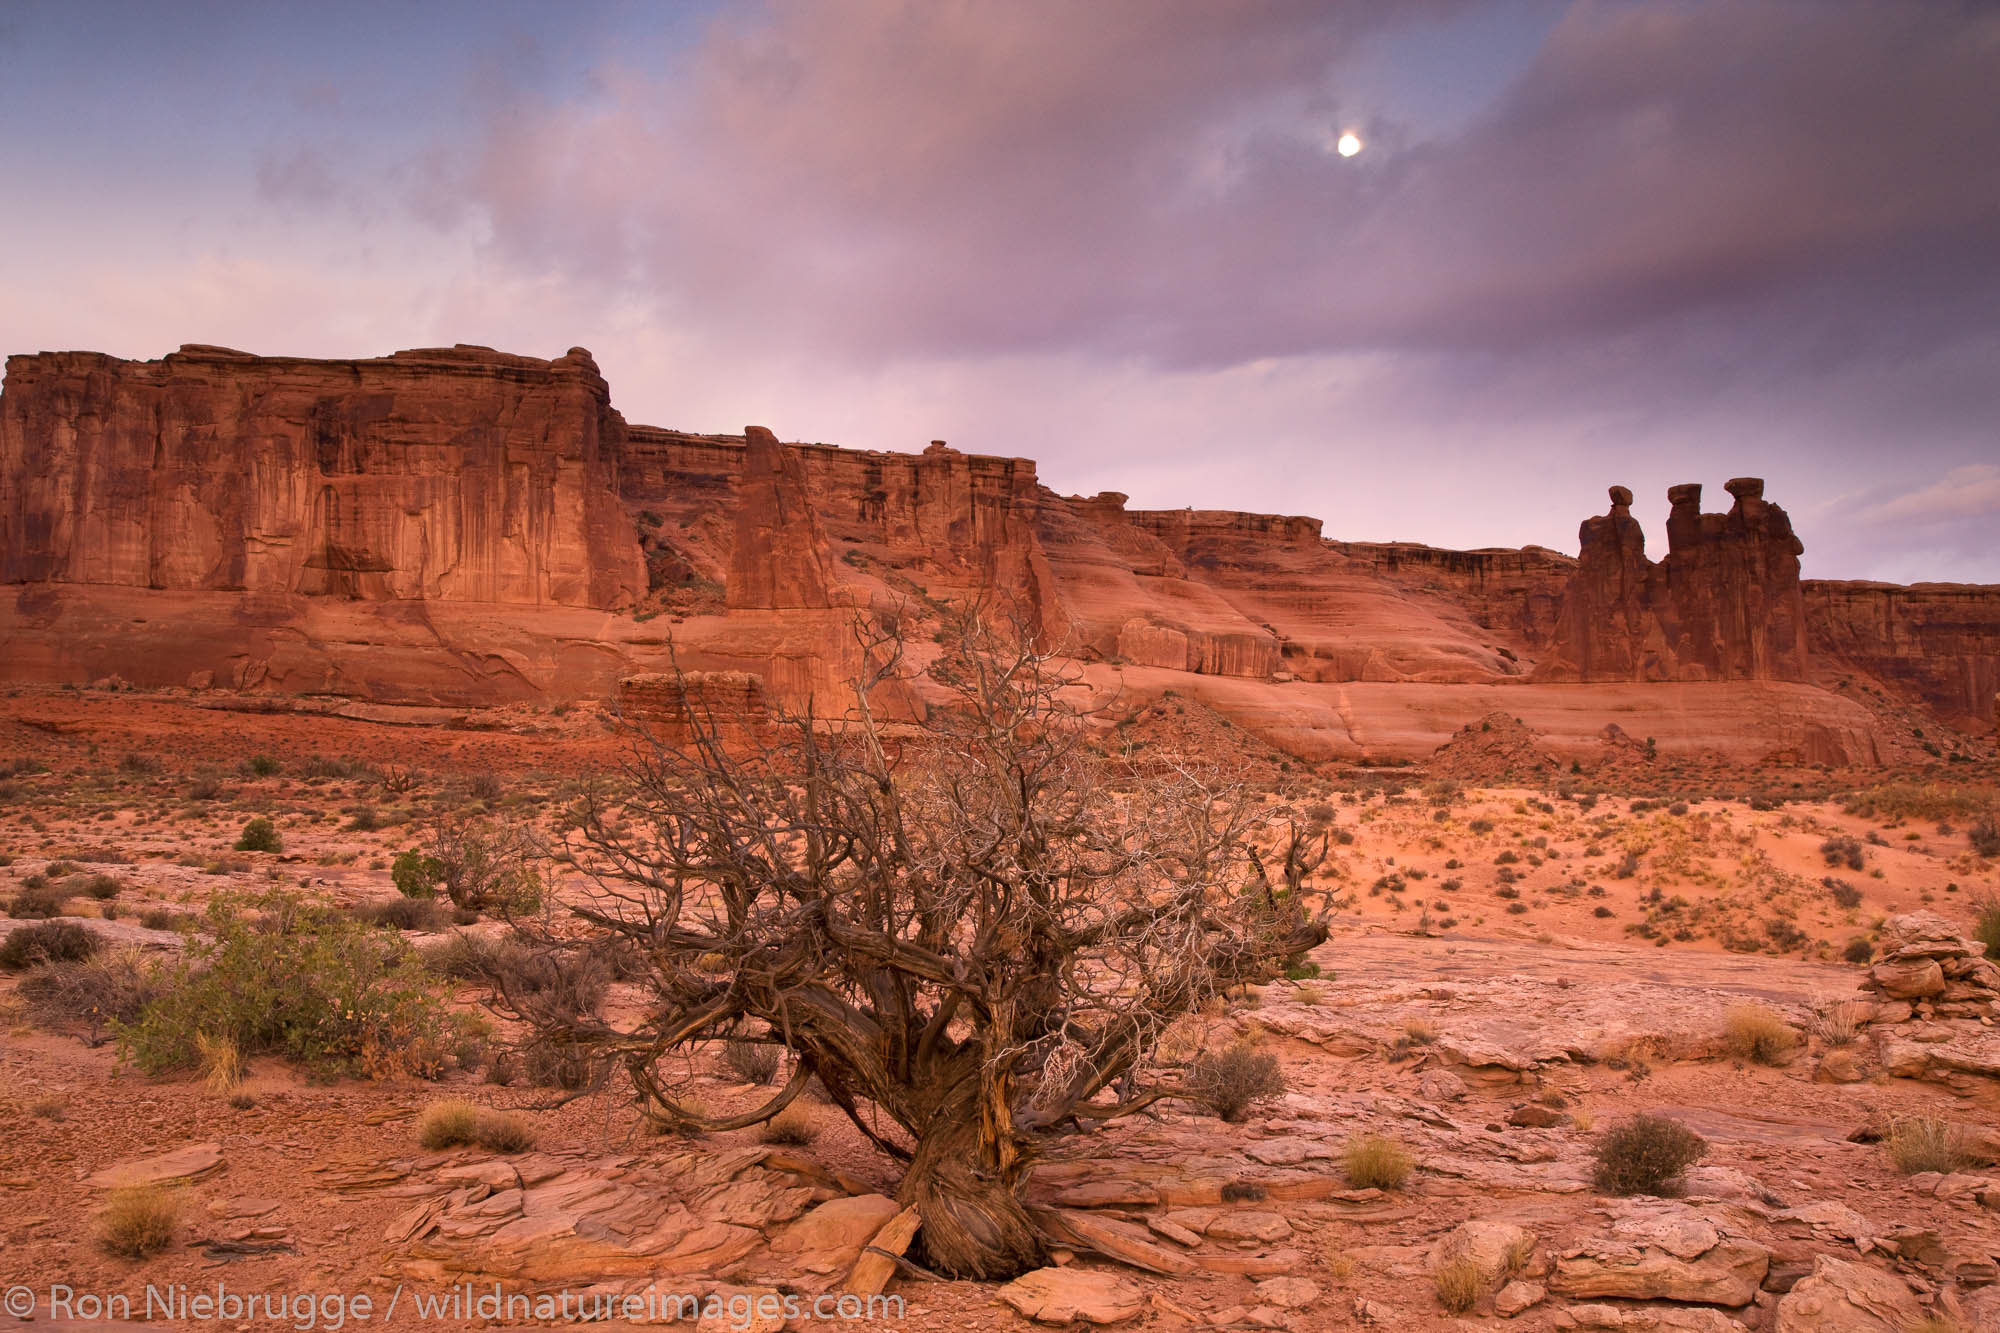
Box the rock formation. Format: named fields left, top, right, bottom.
left=1536, top=480, right=1809, bottom=684
left=1, top=341, right=1994, bottom=758
left=726, top=427, right=837, bottom=611
left=0, top=343, right=643, bottom=607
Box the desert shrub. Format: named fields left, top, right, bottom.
left=416, top=1099, right=479, bottom=1149
left=1971, top=819, right=2000, bottom=859
left=1593, top=905, right=1614, bottom=918
left=81, top=873, right=123, bottom=900
left=760, top=1107, right=818, bottom=1146
left=1885, top=1115, right=1972, bottom=1175
left=97, top=1185, right=179, bottom=1258
left=8, top=880, right=68, bottom=919
left=392, top=849, right=443, bottom=899
left=1592, top=1114, right=1706, bottom=1195
left=1819, top=836, right=1864, bottom=871
left=1433, top=1256, right=1484, bottom=1313
left=0, top=918, right=99, bottom=970
left=1725, top=1005, right=1799, bottom=1064
left=1612, top=851, right=1641, bottom=878
left=420, top=817, right=541, bottom=914
left=523, top=1039, right=597, bottom=1090
left=1972, top=895, right=2000, bottom=961
left=139, top=908, right=182, bottom=932
left=423, top=934, right=610, bottom=1022
left=234, top=817, right=282, bottom=853
left=117, top=892, right=453, bottom=1079
left=18, top=949, right=162, bottom=1043
left=1823, top=877, right=1863, bottom=910
left=724, top=1038, right=781, bottom=1085
left=242, top=754, right=281, bottom=778
left=473, top=1109, right=536, bottom=1153
left=359, top=896, right=445, bottom=932
left=1841, top=783, right=1990, bottom=823
left=302, top=755, right=374, bottom=781
left=1343, top=1134, right=1413, bottom=1190
left=1187, top=1043, right=1286, bottom=1122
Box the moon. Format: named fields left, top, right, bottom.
left=1336, top=131, right=1363, bottom=158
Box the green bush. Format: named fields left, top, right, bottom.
left=117, top=892, right=453, bottom=1079
left=234, top=817, right=282, bottom=853
left=1592, top=1114, right=1706, bottom=1195
left=1972, top=895, right=2000, bottom=961
left=391, top=849, right=444, bottom=899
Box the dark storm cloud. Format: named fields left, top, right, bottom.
left=454, top=0, right=2000, bottom=373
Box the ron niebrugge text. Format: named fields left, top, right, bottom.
left=6, top=1282, right=906, bottom=1327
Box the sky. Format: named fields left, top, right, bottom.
left=2, top=0, right=1996, bottom=583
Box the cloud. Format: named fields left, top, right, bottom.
left=1858, top=464, right=2000, bottom=525
left=436, top=0, right=2000, bottom=374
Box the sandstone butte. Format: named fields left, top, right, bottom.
left=1, top=342, right=1996, bottom=768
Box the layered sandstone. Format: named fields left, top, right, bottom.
left=0, top=344, right=644, bottom=607
left=2, top=341, right=1994, bottom=758
left=1804, top=580, right=2000, bottom=732
left=1535, top=480, right=1808, bottom=684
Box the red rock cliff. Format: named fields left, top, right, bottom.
left=0, top=344, right=644, bottom=608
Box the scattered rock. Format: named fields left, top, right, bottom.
left=1253, top=1277, right=1320, bottom=1310
left=998, top=1268, right=1145, bottom=1326
left=1493, top=1280, right=1546, bottom=1317
left=86, top=1141, right=225, bottom=1190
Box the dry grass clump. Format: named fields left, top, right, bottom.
left=416, top=1099, right=480, bottom=1149
left=1433, top=1256, right=1484, bottom=1314
left=1724, top=1005, right=1799, bottom=1065
left=1807, top=999, right=1866, bottom=1048
left=97, top=1185, right=180, bottom=1258
left=723, top=1038, right=781, bottom=1085
left=1187, top=1043, right=1286, bottom=1122
left=1592, top=1114, right=1706, bottom=1196
left=196, top=1032, right=243, bottom=1094
left=1343, top=1134, right=1414, bottom=1190
left=760, top=1107, right=818, bottom=1146
left=471, top=1109, right=537, bottom=1154
left=17, top=947, right=162, bottom=1044
left=1885, top=1115, right=1972, bottom=1175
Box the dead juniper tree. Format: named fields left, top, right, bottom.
left=514, top=616, right=1328, bottom=1278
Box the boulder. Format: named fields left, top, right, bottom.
left=1772, top=1255, right=1923, bottom=1332
left=1550, top=1205, right=1769, bottom=1306
left=1867, top=957, right=1945, bottom=999
left=1429, top=1219, right=1538, bottom=1288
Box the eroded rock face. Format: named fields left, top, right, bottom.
left=0, top=344, right=644, bottom=608
left=1537, top=481, right=1809, bottom=685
